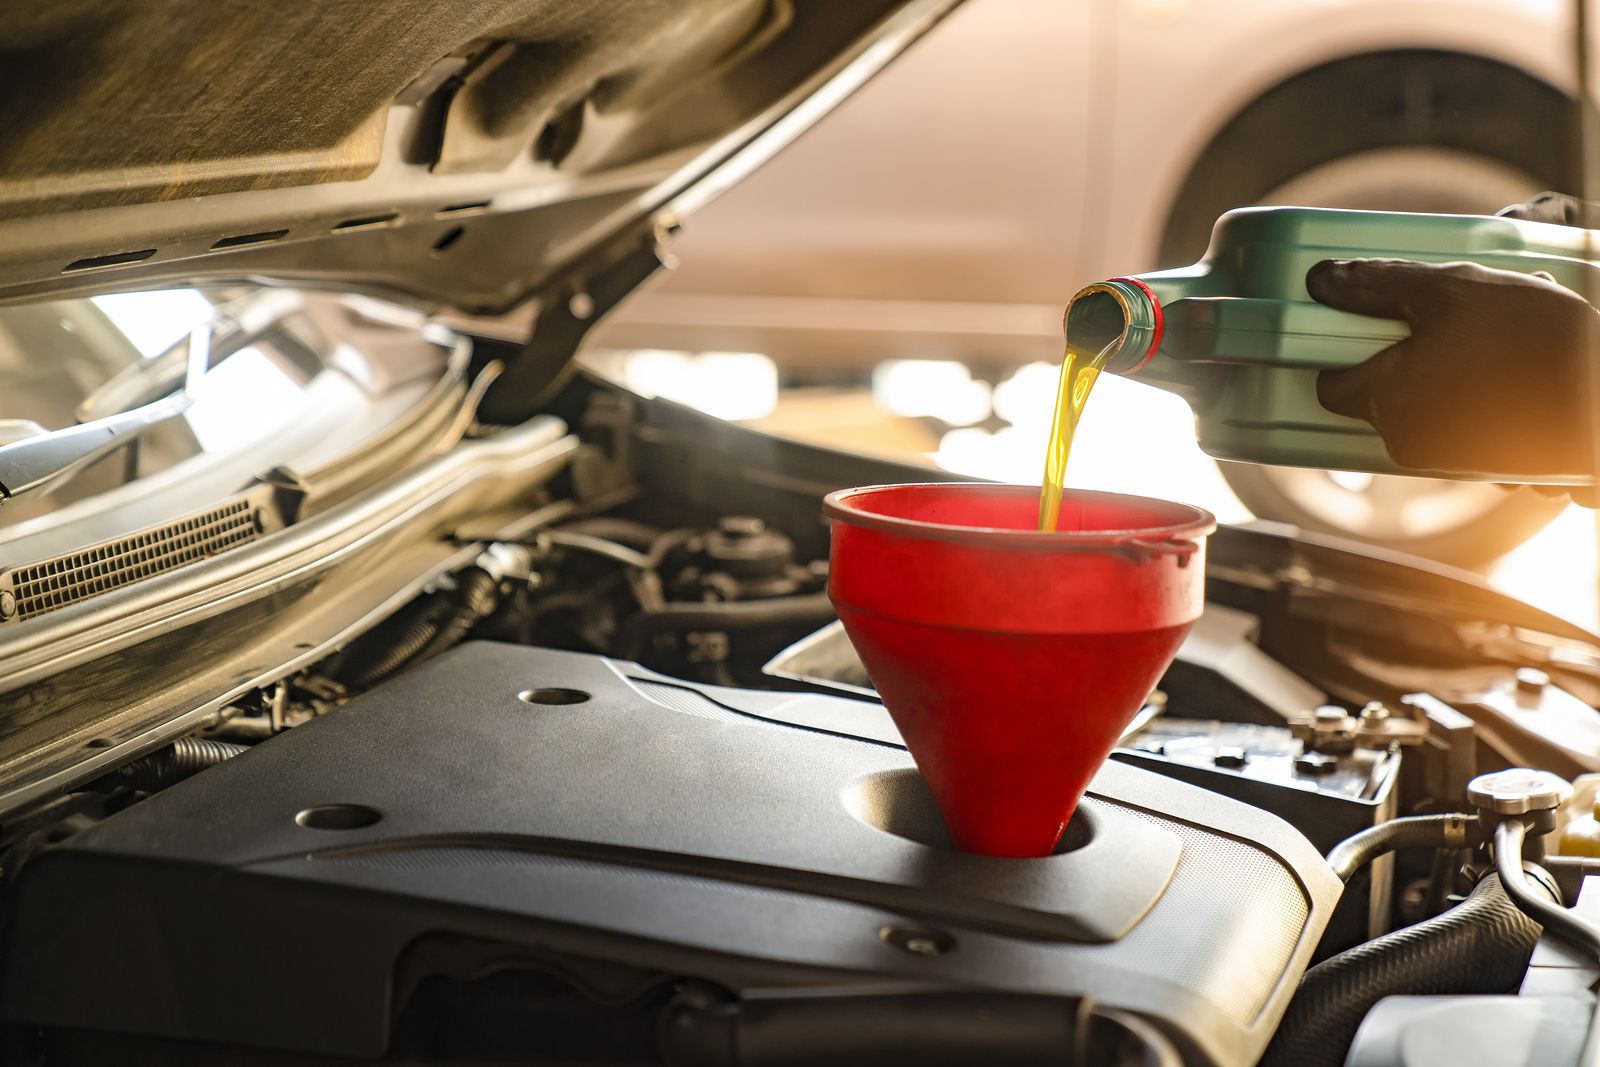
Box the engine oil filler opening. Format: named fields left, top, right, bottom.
left=296, top=804, right=383, bottom=830
left=842, top=768, right=1094, bottom=857
left=519, top=687, right=591, bottom=706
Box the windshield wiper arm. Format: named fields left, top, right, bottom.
left=0, top=323, right=209, bottom=502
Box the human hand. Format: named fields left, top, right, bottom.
left=1307, top=258, right=1600, bottom=481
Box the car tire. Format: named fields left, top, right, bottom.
left=1217, top=462, right=1566, bottom=569
left=1158, top=49, right=1576, bottom=266
left=1158, top=50, right=1574, bottom=566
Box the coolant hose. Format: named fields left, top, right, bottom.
left=1495, top=819, right=1600, bottom=963
left=114, top=737, right=248, bottom=791
left=1259, top=873, right=1545, bottom=1067
left=1494, top=819, right=1600, bottom=1067
left=1326, top=813, right=1478, bottom=882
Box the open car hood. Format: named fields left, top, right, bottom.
left=0, top=0, right=957, bottom=314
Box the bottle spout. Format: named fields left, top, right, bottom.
left=1064, top=277, right=1163, bottom=375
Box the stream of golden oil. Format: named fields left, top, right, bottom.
left=1037, top=335, right=1120, bottom=531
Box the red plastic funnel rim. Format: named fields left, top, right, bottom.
left=823, top=483, right=1216, bottom=553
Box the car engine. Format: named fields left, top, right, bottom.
left=1, top=375, right=1598, bottom=1067
left=1, top=640, right=1337, bottom=1066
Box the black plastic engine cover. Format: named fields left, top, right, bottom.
left=0, top=643, right=1340, bottom=1066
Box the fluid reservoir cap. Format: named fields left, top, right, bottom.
left=1467, top=768, right=1573, bottom=815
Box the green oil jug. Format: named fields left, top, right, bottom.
left=1068, top=206, right=1600, bottom=483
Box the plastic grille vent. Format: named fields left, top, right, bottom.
left=9, top=499, right=258, bottom=621
left=632, top=680, right=745, bottom=722
left=1095, top=802, right=1311, bottom=1027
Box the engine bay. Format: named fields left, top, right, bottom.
left=3, top=370, right=1600, bottom=1066
left=6, top=0, right=1599, bottom=1057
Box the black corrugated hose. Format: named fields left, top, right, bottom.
left=332, top=568, right=500, bottom=689
left=408, top=568, right=500, bottom=668
left=1259, top=873, right=1544, bottom=1067
left=114, top=737, right=248, bottom=791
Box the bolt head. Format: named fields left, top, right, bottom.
left=1314, top=705, right=1349, bottom=725
left=1295, top=751, right=1340, bottom=777
left=1211, top=746, right=1248, bottom=769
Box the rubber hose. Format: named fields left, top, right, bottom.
left=1495, top=819, right=1600, bottom=960
left=545, top=530, right=653, bottom=569
left=613, top=593, right=836, bottom=660
left=408, top=568, right=499, bottom=671
left=337, top=569, right=499, bottom=688
left=1259, top=873, right=1544, bottom=1067
left=1494, top=819, right=1600, bottom=1067
left=555, top=518, right=662, bottom=549
left=114, top=738, right=248, bottom=791
left=336, top=596, right=446, bottom=689
left=1326, top=813, right=1476, bottom=882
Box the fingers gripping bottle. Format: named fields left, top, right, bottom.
left=1071, top=206, right=1600, bottom=484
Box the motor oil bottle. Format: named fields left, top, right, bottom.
left=1067, top=206, right=1600, bottom=484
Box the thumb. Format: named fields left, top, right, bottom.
left=1306, top=258, right=1458, bottom=323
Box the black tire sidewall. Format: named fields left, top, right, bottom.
left=1218, top=461, right=1566, bottom=569
left=1157, top=50, right=1576, bottom=267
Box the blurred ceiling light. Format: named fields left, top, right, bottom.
left=692, top=352, right=780, bottom=421
left=620, top=349, right=694, bottom=399
left=871, top=359, right=992, bottom=426
left=934, top=427, right=1007, bottom=478
left=617, top=349, right=778, bottom=422
left=992, top=361, right=1058, bottom=431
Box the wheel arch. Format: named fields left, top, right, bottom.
left=1157, top=48, right=1578, bottom=266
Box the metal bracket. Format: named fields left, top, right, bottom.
left=476, top=228, right=672, bottom=425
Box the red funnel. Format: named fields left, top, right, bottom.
left=825, top=484, right=1214, bottom=858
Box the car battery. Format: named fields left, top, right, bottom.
left=1112, top=717, right=1398, bottom=952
